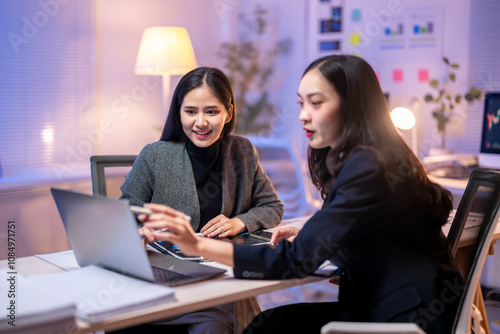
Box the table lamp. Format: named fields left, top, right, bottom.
left=391, top=106, right=417, bottom=154
left=135, top=26, right=198, bottom=121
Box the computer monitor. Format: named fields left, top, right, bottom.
left=479, top=92, right=500, bottom=169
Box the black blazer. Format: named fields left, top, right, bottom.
left=233, top=149, right=462, bottom=333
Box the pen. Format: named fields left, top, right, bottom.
left=139, top=228, right=168, bottom=238
left=138, top=214, right=192, bottom=238
left=130, top=205, right=153, bottom=215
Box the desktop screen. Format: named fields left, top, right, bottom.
left=479, top=93, right=500, bottom=168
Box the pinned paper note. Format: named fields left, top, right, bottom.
left=351, top=9, right=361, bottom=22
left=392, top=69, right=403, bottom=82
left=418, top=69, right=429, bottom=82
left=350, top=33, right=361, bottom=46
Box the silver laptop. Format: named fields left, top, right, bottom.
left=50, top=188, right=226, bottom=287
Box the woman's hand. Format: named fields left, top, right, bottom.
left=200, top=215, right=246, bottom=238
left=139, top=203, right=200, bottom=256
left=138, top=226, right=155, bottom=247
left=270, top=226, right=300, bottom=245
left=139, top=203, right=235, bottom=266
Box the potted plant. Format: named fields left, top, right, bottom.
left=217, top=5, right=291, bottom=135
left=424, top=57, right=482, bottom=153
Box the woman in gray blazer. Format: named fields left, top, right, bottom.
left=117, top=67, right=284, bottom=334
left=120, top=67, right=283, bottom=238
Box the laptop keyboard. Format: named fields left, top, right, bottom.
left=152, top=266, right=192, bottom=284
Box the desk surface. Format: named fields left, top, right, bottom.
left=0, top=254, right=324, bottom=333
left=428, top=175, right=469, bottom=196
left=443, top=211, right=500, bottom=248
left=3, top=215, right=499, bottom=333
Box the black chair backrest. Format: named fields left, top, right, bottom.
left=90, top=155, right=136, bottom=197
left=446, top=169, right=500, bottom=332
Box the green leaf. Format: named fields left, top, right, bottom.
left=449, top=73, right=456, bottom=82
left=470, top=86, right=481, bottom=98
left=429, top=79, right=439, bottom=88
left=443, top=57, right=449, bottom=64
left=450, top=63, right=460, bottom=69
left=455, top=94, right=462, bottom=104
left=464, top=93, right=473, bottom=102
left=424, top=94, right=434, bottom=102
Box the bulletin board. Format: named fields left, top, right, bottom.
left=307, top=1, right=444, bottom=97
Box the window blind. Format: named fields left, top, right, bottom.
left=465, top=0, right=500, bottom=153
left=0, top=1, right=96, bottom=173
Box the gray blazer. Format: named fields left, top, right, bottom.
left=120, top=135, right=284, bottom=232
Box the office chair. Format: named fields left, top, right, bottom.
left=321, top=169, right=500, bottom=334
left=246, top=136, right=321, bottom=219
left=90, top=155, right=137, bottom=197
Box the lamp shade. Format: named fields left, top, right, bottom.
left=135, top=27, right=197, bottom=76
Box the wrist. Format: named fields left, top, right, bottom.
left=196, top=237, right=209, bottom=255
left=234, top=218, right=246, bottom=234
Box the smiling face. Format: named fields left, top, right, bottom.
left=180, top=85, right=233, bottom=148
left=298, top=68, right=342, bottom=149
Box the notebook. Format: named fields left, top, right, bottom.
left=50, top=188, right=226, bottom=287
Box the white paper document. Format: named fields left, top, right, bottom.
left=1, top=265, right=176, bottom=331
left=0, top=270, right=76, bottom=334
left=35, top=250, right=80, bottom=271
left=32, top=265, right=176, bottom=323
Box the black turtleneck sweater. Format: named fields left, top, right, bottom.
left=185, top=138, right=223, bottom=231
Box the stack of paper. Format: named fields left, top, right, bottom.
left=0, top=265, right=176, bottom=332
left=0, top=272, right=77, bottom=334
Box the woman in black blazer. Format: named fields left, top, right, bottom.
left=141, top=55, right=463, bottom=334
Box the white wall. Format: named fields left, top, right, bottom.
left=236, top=1, right=310, bottom=155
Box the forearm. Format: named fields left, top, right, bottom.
left=197, top=237, right=234, bottom=267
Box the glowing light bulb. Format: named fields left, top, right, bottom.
left=391, top=107, right=415, bottom=130
left=42, top=127, right=54, bottom=143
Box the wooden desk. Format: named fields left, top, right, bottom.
left=0, top=255, right=324, bottom=333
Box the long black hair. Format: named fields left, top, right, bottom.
left=305, top=55, right=452, bottom=222
left=160, top=67, right=236, bottom=142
